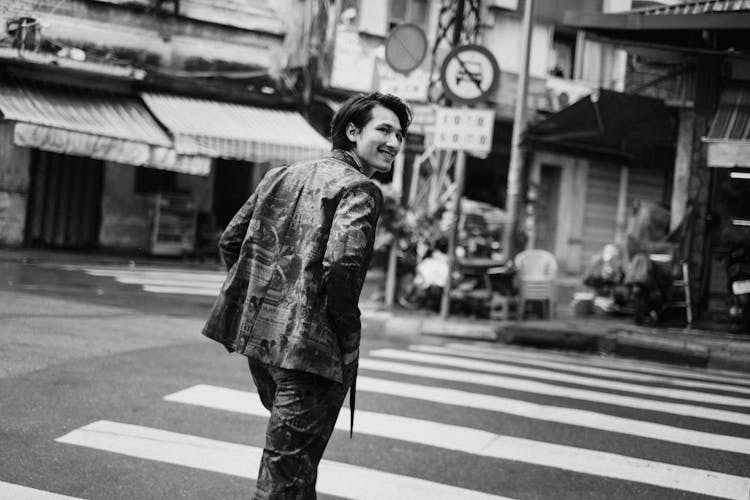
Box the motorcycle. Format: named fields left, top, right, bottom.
left=396, top=243, right=516, bottom=317
left=396, top=242, right=446, bottom=311
left=583, top=243, right=631, bottom=315
left=725, top=244, right=750, bottom=333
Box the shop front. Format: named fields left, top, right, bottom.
left=524, top=89, right=676, bottom=273
left=140, top=93, right=332, bottom=254
left=0, top=79, right=331, bottom=257
left=702, top=82, right=750, bottom=315
left=0, top=78, right=209, bottom=253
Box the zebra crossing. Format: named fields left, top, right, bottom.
left=7, top=341, right=748, bottom=500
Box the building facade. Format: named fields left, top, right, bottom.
left=565, top=1, right=750, bottom=318
left=0, top=0, right=329, bottom=255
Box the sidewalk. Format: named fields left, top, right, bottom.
left=359, top=269, right=750, bottom=374
left=4, top=247, right=750, bottom=374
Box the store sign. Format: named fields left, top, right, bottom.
left=433, top=107, right=495, bottom=153
left=330, top=25, right=376, bottom=92
left=375, top=58, right=429, bottom=102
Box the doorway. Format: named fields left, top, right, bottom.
left=25, top=150, right=103, bottom=249
left=535, top=165, right=562, bottom=253
left=213, top=159, right=254, bottom=229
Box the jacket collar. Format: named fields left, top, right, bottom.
left=330, top=149, right=364, bottom=173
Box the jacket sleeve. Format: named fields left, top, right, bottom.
left=218, top=191, right=257, bottom=271
left=323, top=183, right=382, bottom=362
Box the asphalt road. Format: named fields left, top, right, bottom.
left=1, top=260, right=749, bottom=500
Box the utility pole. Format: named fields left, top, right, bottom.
left=502, top=0, right=535, bottom=260
left=438, top=0, right=465, bottom=319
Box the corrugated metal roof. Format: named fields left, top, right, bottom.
left=707, top=82, right=750, bottom=141
left=635, top=0, right=750, bottom=15
left=141, top=93, right=331, bottom=164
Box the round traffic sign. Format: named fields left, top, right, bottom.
left=440, top=44, right=500, bottom=105
left=385, top=23, right=428, bottom=74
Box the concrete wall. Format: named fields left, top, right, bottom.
left=98, top=163, right=152, bottom=252
left=3, top=0, right=285, bottom=73
left=0, top=122, right=30, bottom=246
left=98, top=163, right=213, bottom=252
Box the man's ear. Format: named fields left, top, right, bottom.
left=346, top=123, right=359, bottom=143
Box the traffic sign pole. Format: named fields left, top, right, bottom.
left=503, top=0, right=535, bottom=260
left=440, top=147, right=467, bottom=319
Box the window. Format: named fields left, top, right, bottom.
left=548, top=30, right=576, bottom=79
left=388, top=0, right=429, bottom=32
left=134, top=166, right=177, bottom=194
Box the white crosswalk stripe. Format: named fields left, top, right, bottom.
left=56, top=420, right=511, bottom=500
left=164, top=384, right=750, bottom=499
left=359, top=358, right=750, bottom=425
left=49, top=342, right=750, bottom=499
left=369, top=348, right=750, bottom=406
left=0, top=481, right=85, bottom=500
left=355, top=375, right=750, bottom=455
left=56, top=264, right=225, bottom=296
left=413, top=344, right=750, bottom=395
left=445, top=342, right=750, bottom=386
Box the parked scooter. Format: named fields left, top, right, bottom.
left=622, top=201, right=679, bottom=325
left=396, top=240, right=448, bottom=311
left=583, top=243, right=630, bottom=315
left=396, top=238, right=516, bottom=316
left=725, top=243, right=750, bottom=333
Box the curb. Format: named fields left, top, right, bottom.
left=361, top=308, right=497, bottom=341
left=361, top=308, right=750, bottom=374
left=497, top=322, right=750, bottom=374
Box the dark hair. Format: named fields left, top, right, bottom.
left=330, top=92, right=412, bottom=151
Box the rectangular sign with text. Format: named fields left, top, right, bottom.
left=433, top=108, right=495, bottom=153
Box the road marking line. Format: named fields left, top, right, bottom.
left=446, top=342, right=750, bottom=386
left=56, top=420, right=511, bottom=500
left=58, top=264, right=224, bottom=277
left=82, top=272, right=223, bottom=284
left=164, top=384, right=750, bottom=500
left=370, top=349, right=750, bottom=406
left=141, top=285, right=220, bottom=296
left=411, top=345, right=750, bottom=395
left=355, top=376, right=750, bottom=455
left=97, top=275, right=224, bottom=285
left=0, top=481, right=84, bottom=500
left=358, top=358, right=750, bottom=426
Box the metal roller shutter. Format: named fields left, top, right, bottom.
left=582, top=162, right=619, bottom=265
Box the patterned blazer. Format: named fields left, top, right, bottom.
left=202, top=149, right=383, bottom=383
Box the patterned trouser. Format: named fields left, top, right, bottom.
left=248, top=359, right=357, bottom=500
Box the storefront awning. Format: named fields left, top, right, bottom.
left=563, top=2, right=750, bottom=52
left=524, top=89, right=675, bottom=162
left=704, top=82, right=750, bottom=167
left=141, top=93, right=331, bottom=164
left=0, top=81, right=210, bottom=175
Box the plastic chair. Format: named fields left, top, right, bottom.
left=514, top=249, right=558, bottom=319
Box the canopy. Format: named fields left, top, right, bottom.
left=0, top=81, right=210, bottom=175
left=141, top=93, right=331, bottom=164
left=704, top=82, right=750, bottom=167
left=524, top=89, right=675, bottom=162
left=563, top=1, right=750, bottom=52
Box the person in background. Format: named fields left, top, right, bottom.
left=202, top=91, right=411, bottom=499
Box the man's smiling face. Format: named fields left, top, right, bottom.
left=347, top=104, right=404, bottom=176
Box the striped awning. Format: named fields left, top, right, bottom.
left=0, top=81, right=210, bottom=175
left=141, top=93, right=331, bottom=164
left=704, top=82, right=750, bottom=167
